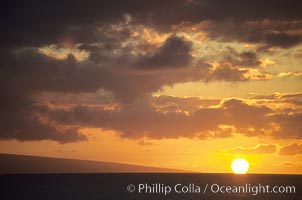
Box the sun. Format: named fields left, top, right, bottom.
left=231, top=158, right=249, bottom=174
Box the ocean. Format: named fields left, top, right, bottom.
left=0, top=173, right=301, bottom=200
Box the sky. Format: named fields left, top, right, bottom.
left=0, top=0, right=301, bottom=174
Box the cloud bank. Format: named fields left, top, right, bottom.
left=0, top=0, right=301, bottom=142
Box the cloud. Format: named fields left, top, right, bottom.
left=1, top=1, right=301, bottom=48
left=251, top=92, right=302, bottom=105
left=136, top=36, right=193, bottom=69
left=32, top=97, right=300, bottom=140
left=137, top=139, right=155, bottom=146
left=0, top=42, right=300, bottom=143
left=231, top=144, right=277, bottom=154
left=2, top=34, right=263, bottom=103
left=221, top=99, right=272, bottom=132
left=45, top=99, right=226, bottom=139
left=277, top=72, right=302, bottom=78
left=1, top=85, right=302, bottom=142
left=153, top=95, right=220, bottom=113
left=203, top=19, right=302, bottom=49
left=222, top=48, right=261, bottom=68
left=0, top=1, right=301, bottom=143
left=0, top=102, right=87, bottom=143
left=207, top=63, right=248, bottom=81
left=279, top=143, right=302, bottom=156
left=283, top=162, right=302, bottom=166
left=0, top=34, right=265, bottom=142
left=1, top=0, right=164, bottom=47
left=271, top=112, right=302, bottom=139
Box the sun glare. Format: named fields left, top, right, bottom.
left=231, top=158, right=249, bottom=174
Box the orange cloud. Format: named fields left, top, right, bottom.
left=279, top=143, right=302, bottom=156
left=277, top=72, right=302, bottom=78
left=231, top=144, right=277, bottom=154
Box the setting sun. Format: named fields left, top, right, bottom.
left=231, top=158, right=249, bottom=174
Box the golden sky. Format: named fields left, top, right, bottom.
left=0, top=0, right=301, bottom=174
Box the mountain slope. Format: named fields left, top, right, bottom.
left=0, top=154, right=184, bottom=174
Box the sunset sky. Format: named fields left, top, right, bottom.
left=0, top=0, right=301, bottom=174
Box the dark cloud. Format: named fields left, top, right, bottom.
left=264, top=33, right=302, bottom=48
left=221, top=99, right=273, bottom=137
left=184, top=0, right=302, bottom=21
left=203, top=19, right=302, bottom=49
left=0, top=51, right=87, bottom=142
left=223, top=49, right=261, bottom=68
left=1, top=0, right=301, bottom=48
left=207, top=63, right=248, bottom=82
left=0, top=36, right=207, bottom=142
left=0, top=49, right=103, bottom=94
left=0, top=95, right=86, bottom=143
left=0, top=49, right=101, bottom=142
left=0, top=113, right=86, bottom=143
left=136, top=36, right=192, bottom=69
left=0, top=0, right=301, bottom=142
left=271, top=112, right=302, bottom=139
left=279, top=143, right=302, bottom=156
left=1, top=69, right=302, bottom=143
left=32, top=98, right=301, bottom=140
left=0, top=0, right=161, bottom=47
left=44, top=99, right=227, bottom=139
left=3, top=35, right=236, bottom=102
